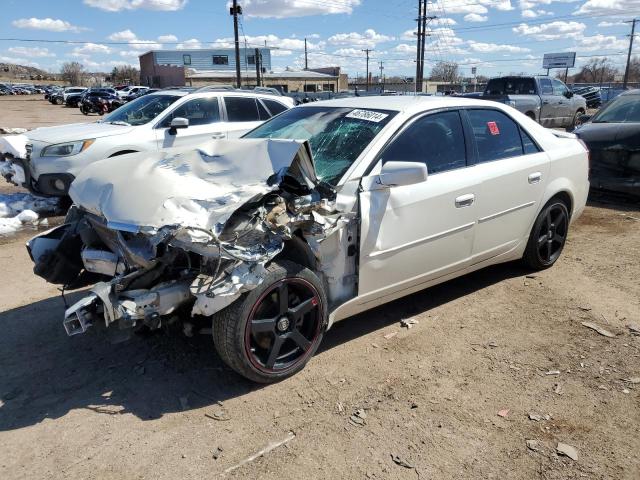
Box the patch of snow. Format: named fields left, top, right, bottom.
left=0, top=134, right=29, bottom=159
left=0, top=193, right=60, bottom=235
left=0, top=192, right=60, bottom=219
left=0, top=209, right=39, bottom=235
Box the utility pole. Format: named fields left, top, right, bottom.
left=623, top=19, right=637, bottom=89
left=304, top=38, right=308, bottom=70
left=414, top=0, right=436, bottom=93
left=230, top=0, right=242, bottom=88
left=254, top=48, right=261, bottom=87
left=362, top=48, right=373, bottom=91
left=415, top=0, right=423, bottom=92
left=379, top=61, right=384, bottom=92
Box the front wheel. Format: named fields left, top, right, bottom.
left=80, top=106, right=88, bottom=115
left=522, top=199, right=570, bottom=270
left=212, top=260, right=327, bottom=383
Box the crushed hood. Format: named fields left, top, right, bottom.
left=69, top=138, right=318, bottom=231
left=27, top=122, right=135, bottom=144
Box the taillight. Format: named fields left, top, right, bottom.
left=577, top=138, right=591, bottom=175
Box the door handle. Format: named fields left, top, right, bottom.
left=528, top=172, right=542, bottom=184
left=455, top=194, right=475, bottom=208
left=542, top=101, right=550, bottom=105
left=211, top=132, right=225, bottom=139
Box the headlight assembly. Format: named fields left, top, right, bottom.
left=41, top=139, right=95, bottom=157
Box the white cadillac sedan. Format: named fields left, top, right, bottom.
left=27, top=96, right=589, bottom=383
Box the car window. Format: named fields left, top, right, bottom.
left=102, top=94, right=180, bottom=126
left=539, top=78, right=553, bottom=95
left=592, top=94, right=640, bottom=123
left=467, top=109, right=525, bottom=162
left=486, top=78, right=536, bottom=95
left=551, top=79, right=568, bottom=96
left=159, top=97, right=220, bottom=127
left=224, top=96, right=261, bottom=122
left=257, top=99, right=271, bottom=120
left=262, top=99, right=288, bottom=116
left=520, top=127, right=541, bottom=154
left=379, top=111, right=466, bottom=175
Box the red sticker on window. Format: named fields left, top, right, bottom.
left=487, top=121, right=500, bottom=135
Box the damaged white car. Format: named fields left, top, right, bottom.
left=27, top=97, right=589, bottom=383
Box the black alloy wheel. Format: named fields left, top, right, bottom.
left=523, top=200, right=570, bottom=270
left=212, top=260, right=327, bottom=383
left=245, top=278, right=321, bottom=372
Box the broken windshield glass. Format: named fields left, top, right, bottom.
left=244, top=106, right=396, bottom=185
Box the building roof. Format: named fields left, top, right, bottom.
left=139, top=47, right=272, bottom=57
left=187, top=69, right=338, bottom=80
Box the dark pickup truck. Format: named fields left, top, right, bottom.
left=483, top=76, right=587, bottom=129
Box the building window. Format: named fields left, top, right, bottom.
left=213, top=55, right=229, bottom=65
left=183, top=54, right=191, bottom=65
left=247, top=55, right=256, bottom=65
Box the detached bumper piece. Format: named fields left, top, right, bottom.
left=64, top=281, right=192, bottom=337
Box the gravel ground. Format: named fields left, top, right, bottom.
left=0, top=97, right=638, bottom=480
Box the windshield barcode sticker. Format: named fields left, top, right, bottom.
left=346, top=109, right=388, bottom=122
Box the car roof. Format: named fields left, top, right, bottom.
left=299, top=95, right=492, bottom=115
left=620, top=89, right=640, bottom=96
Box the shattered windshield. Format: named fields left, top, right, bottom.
left=592, top=94, right=640, bottom=123
left=245, top=106, right=397, bottom=185
left=101, top=94, right=180, bottom=126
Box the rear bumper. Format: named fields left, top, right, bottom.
left=590, top=175, right=640, bottom=197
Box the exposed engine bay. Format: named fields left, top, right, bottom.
left=26, top=139, right=358, bottom=339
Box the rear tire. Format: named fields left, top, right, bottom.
left=522, top=199, right=570, bottom=270
left=212, top=260, right=327, bottom=383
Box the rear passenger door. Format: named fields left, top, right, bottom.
left=464, top=108, right=550, bottom=263
left=221, top=96, right=271, bottom=138
left=538, top=77, right=557, bottom=127
left=551, top=79, right=572, bottom=127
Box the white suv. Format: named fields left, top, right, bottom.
left=116, top=85, right=148, bottom=98
left=1, top=89, right=294, bottom=196
left=63, top=87, right=87, bottom=102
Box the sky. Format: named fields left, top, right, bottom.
left=0, top=0, right=638, bottom=78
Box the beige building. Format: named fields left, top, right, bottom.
left=186, top=69, right=345, bottom=93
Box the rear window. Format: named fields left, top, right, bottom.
left=486, top=78, right=536, bottom=95
left=224, top=97, right=261, bottom=122
left=262, top=99, right=288, bottom=116
left=467, top=109, right=526, bottom=162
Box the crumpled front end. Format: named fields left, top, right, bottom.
left=27, top=139, right=354, bottom=338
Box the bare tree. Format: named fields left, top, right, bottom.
left=429, top=61, right=459, bottom=83
left=572, top=58, right=618, bottom=83
left=110, top=66, right=141, bottom=85
left=628, top=56, right=640, bottom=83
left=60, top=61, right=85, bottom=86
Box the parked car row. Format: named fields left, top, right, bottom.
left=2, top=87, right=294, bottom=196
left=0, top=83, right=49, bottom=95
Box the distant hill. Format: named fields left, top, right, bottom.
left=0, top=63, right=55, bottom=80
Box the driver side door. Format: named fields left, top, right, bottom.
left=358, top=110, right=479, bottom=301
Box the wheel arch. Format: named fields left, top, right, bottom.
left=108, top=149, right=139, bottom=157
left=274, top=232, right=317, bottom=271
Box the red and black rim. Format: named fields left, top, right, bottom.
left=244, top=277, right=322, bottom=374
left=537, top=204, right=568, bottom=264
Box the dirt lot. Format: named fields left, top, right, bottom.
left=1, top=97, right=639, bottom=480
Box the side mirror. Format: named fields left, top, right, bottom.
left=564, top=90, right=574, bottom=99
left=168, top=117, right=189, bottom=135
left=379, top=161, right=428, bottom=187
